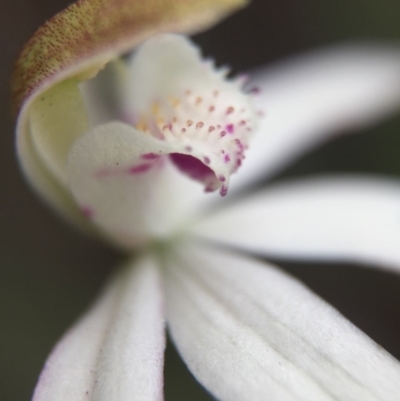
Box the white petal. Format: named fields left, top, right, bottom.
left=231, top=44, right=400, bottom=190
left=33, top=255, right=165, bottom=401
left=17, top=118, right=94, bottom=230
left=164, top=241, right=400, bottom=401
left=79, top=59, right=129, bottom=127
left=191, top=176, right=400, bottom=272
left=16, top=79, right=94, bottom=230
left=29, top=79, right=89, bottom=185
left=67, top=121, right=206, bottom=249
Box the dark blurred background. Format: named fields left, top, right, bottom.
left=1, top=1, right=400, bottom=400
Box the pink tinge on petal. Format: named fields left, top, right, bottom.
left=128, top=164, right=154, bottom=174
left=95, top=168, right=116, bottom=178
left=141, top=153, right=161, bottom=160
left=81, top=205, right=94, bottom=219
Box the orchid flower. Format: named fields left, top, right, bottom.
left=12, top=0, right=400, bottom=400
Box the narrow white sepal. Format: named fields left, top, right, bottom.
left=231, top=44, right=400, bottom=191
left=164, top=241, right=400, bottom=401
left=32, top=255, right=165, bottom=401
left=190, top=176, right=400, bottom=272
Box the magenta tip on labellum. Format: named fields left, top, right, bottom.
left=170, top=153, right=214, bottom=181
left=224, top=154, right=231, bottom=163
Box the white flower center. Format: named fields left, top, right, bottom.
left=67, top=34, right=259, bottom=248
left=123, top=34, right=257, bottom=195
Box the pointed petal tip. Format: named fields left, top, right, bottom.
left=232, top=43, right=400, bottom=189
left=32, top=255, right=166, bottom=401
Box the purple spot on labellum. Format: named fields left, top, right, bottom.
left=203, top=156, right=211, bottom=165
left=235, top=139, right=244, bottom=150
left=81, top=206, right=94, bottom=219
left=220, top=185, right=228, bottom=196
left=224, top=154, right=231, bottom=163
left=218, top=175, right=226, bottom=182
left=226, top=124, right=235, bottom=134
left=129, top=164, right=153, bottom=174
left=185, top=146, right=193, bottom=152
left=141, top=153, right=160, bottom=160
